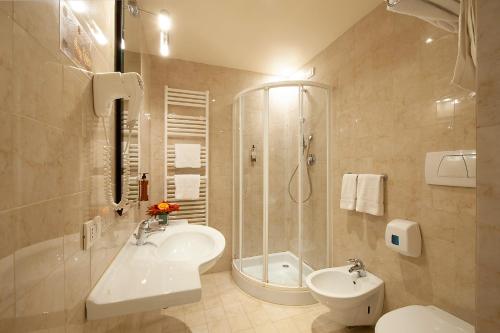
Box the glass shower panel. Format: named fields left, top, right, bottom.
left=240, top=89, right=265, bottom=281
left=301, top=85, right=329, bottom=283
left=267, top=86, right=300, bottom=287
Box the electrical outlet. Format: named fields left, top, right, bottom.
left=83, top=216, right=102, bottom=250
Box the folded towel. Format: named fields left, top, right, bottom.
left=340, top=174, right=358, bottom=210
left=452, top=0, right=476, bottom=91
left=387, top=0, right=460, bottom=33
left=169, top=219, right=189, bottom=226
left=356, top=174, right=384, bottom=216
left=174, top=174, right=200, bottom=200
left=175, top=144, right=201, bottom=168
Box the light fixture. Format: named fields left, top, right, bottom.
left=126, top=2, right=173, bottom=56
left=158, top=10, right=172, bottom=32
left=160, top=31, right=170, bottom=57
left=425, top=37, right=434, bottom=44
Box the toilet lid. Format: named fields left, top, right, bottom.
left=375, top=305, right=475, bottom=333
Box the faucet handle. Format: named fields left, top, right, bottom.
left=347, top=258, right=364, bottom=267
left=139, top=219, right=150, bottom=229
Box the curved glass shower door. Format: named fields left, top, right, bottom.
left=267, top=85, right=300, bottom=287
left=233, top=81, right=330, bottom=294
left=237, top=88, right=265, bottom=281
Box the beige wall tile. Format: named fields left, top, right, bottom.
left=2, top=0, right=145, bottom=331
left=13, top=0, right=60, bottom=58
left=64, top=245, right=91, bottom=331
left=0, top=1, right=12, bottom=17
left=12, top=22, right=63, bottom=124
left=0, top=211, right=15, bottom=317
left=0, top=113, right=17, bottom=211
left=477, top=0, right=500, bottom=331
left=301, top=2, right=476, bottom=324
left=0, top=8, right=12, bottom=116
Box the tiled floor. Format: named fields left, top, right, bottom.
left=159, top=271, right=374, bottom=333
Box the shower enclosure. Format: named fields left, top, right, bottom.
left=232, top=80, right=330, bottom=305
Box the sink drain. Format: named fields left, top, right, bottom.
left=282, top=264, right=290, bottom=268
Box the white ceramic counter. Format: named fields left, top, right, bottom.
left=86, top=224, right=225, bottom=320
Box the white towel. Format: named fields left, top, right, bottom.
left=340, top=174, right=358, bottom=210
left=452, top=0, right=476, bottom=91
left=175, top=144, right=201, bottom=168
left=356, top=174, right=384, bottom=216
left=386, top=0, right=460, bottom=33
left=174, top=174, right=200, bottom=200
left=169, top=219, right=189, bottom=226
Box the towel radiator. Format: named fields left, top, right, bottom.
left=164, top=87, right=209, bottom=225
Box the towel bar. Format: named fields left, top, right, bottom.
left=347, top=172, right=387, bottom=180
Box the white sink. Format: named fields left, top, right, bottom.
left=306, top=265, right=384, bottom=326
left=86, top=224, right=225, bottom=320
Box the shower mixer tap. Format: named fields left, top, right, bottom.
left=250, top=145, right=257, bottom=162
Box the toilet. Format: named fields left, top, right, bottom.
left=375, top=305, right=475, bottom=333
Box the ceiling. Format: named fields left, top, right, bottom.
left=124, top=0, right=382, bottom=75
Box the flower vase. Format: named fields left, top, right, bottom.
left=158, top=214, right=169, bottom=225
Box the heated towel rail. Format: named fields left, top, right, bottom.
left=164, top=87, right=209, bottom=225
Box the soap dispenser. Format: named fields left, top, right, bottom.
left=139, top=173, right=149, bottom=201
left=385, top=219, right=421, bottom=257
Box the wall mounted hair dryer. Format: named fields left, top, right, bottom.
left=93, top=72, right=144, bottom=128
left=93, top=72, right=144, bottom=213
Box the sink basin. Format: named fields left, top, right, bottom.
left=154, top=225, right=225, bottom=272
left=86, top=224, right=225, bottom=320
left=306, top=265, right=384, bottom=326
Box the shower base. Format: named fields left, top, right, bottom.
left=232, top=251, right=317, bottom=305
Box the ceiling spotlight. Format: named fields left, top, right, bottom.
left=158, top=10, right=172, bottom=32
left=425, top=37, right=433, bottom=44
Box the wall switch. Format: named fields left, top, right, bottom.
left=83, top=216, right=102, bottom=250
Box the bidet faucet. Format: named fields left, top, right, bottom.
left=347, top=258, right=366, bottom=277
left=134, top=218, right=166, bottom=246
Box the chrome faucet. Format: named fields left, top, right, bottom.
left=134, top=218, right=166, bottom=246
left=347, top=258, right=366, bottom=277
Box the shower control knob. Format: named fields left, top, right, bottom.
left=250, top=145, right=257, bottom=162
left=307, top=154, right=316, bottom=166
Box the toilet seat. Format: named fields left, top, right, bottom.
left=375, top=305, right=474, bottom=333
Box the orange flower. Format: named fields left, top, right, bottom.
left=147, top=201, right=181, bottom=217
left=158, top=202, right=169, bottom=211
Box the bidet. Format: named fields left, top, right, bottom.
left=305, top=265, right=384, bottom=326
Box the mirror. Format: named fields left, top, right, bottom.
left=115, top=0, right=151, bottom=207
